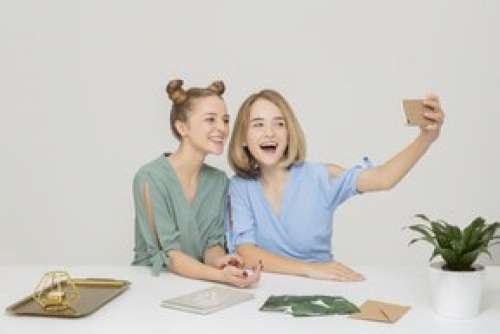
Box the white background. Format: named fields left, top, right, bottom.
left=1, top=0, right=499, bottom=266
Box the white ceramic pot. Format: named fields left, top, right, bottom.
left=429, top=261, right=485, bottom=319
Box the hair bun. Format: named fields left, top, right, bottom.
left=166, top=79, right=188, bottom=104
left=207, top=80, right=225, bottom=96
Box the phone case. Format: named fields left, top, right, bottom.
left=402, top=99, right=434, bottom=127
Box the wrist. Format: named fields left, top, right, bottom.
left=418, top=130, right=439, bottom=144
left=216, top=268, right=227, bottom=283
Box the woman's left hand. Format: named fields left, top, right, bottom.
left=420, top=94, right=445, bottom=142
left=212, top=254, right=245, bottom=270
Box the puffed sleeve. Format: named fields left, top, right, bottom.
left=318, top=157, right=374, bottom=210
left=205, top=173, right=229, bottom=250
left=224, top=178, right=256, bottom=254
left=132, top=171, right=180, bottom=275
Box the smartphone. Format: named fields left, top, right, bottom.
left=402, top=99, right=434, bottom=127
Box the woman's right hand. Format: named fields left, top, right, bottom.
left=305, top=261, right=365, bottom=281
left=220, top=261, right=262, bottom=288
left=212, top=254, right=245, bottom=270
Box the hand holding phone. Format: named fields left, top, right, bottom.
left=402, top=99, right=435, bottom=127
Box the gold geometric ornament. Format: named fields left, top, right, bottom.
left=32, top=271, right=80, bottom=312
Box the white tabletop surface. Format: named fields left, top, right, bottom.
left=1, top=265, right=499, bottom=334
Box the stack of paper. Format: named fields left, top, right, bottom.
left=161, top=286, right=254, bottom=315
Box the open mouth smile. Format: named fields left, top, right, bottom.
left=209, top=136, right=224, bottom=143
left=259, top=142, right=278, bottom=154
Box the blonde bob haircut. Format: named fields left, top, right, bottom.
left=228, top=89, right=306, bottom=179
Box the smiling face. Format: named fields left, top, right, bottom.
left=176, top=95, right=229, bottom=155
left=245, top=98, right=289, bottom=168
left=228, top=89, right=306, bottom=178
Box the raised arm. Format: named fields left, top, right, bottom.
left=356, top=94, right=445, bottom=193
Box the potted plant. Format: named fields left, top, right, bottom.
left=407, top=214, right=500, bottom=319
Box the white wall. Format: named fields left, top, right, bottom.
left=1, top=0, right=499, bottom=266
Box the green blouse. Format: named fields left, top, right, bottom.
left=132, top=154, right=228, bottom=275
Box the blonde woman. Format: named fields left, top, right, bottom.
left=132, top=79, right=261, bottom=288
left=226, top=90, right=444, bottom=281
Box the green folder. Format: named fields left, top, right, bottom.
left=260, top=295, right=359, bottom=317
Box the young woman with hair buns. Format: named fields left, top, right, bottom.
left=225, top=89, right=445, bottom=282
left=132, top=79, right=261, bottom=288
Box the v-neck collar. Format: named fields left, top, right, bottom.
left=257, top=165, right=297, bottom=221
left=162, top=153, right=205, bottom=210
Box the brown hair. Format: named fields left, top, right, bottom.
left=166, top=79, right=225, bottom=140
left=228, top=89, right=306, bottom=179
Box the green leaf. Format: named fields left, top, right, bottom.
left=408, top=236, right=435, bottom=247
left=464, top=226, right=483, bottom=253
left=414, top=214, right=431, bottom=222
left=444, top=223, right=462, bottom=241
left=436, top=218, right=449, bottom=225
left=431, top=222, right=451, bottom=249
left=459, top=249, right=480, bottom=270
left=480, top=222, right=500, bottom=243
left=462, top=217, right=486, bottom=252
left=439, top=248, right=459, bottom=269
left=408, top=225, right=435, bottom=241
left=450, top=239, right=462, bottom=251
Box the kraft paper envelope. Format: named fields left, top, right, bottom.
left=350, top=300, right=410, bottom=323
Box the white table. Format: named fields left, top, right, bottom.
left=1, top=266, right=499, bottom=334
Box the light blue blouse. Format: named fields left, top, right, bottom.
left=225, top=158, right=373, bottom=262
